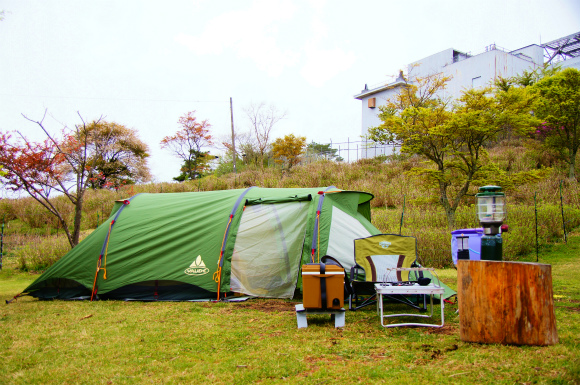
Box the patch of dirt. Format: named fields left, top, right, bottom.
left=231, top=300, right=297, bottom=313
left=303, top=355, right=346, bottom=364
left=369, top=352, right=391, bottom=360
left=555, top=305, right=580, bottom=312
left=424, top=325, right=458, bottom=335
left=430, top=349, right=442, bottom=359
left=445, top=344, right=459, bottom=352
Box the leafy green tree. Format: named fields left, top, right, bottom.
left=369, top=74, right=539, bottom=228
left=82, top=121, right=151, bottom=189
left=222, top=131, right=268, bottom=168
left=306, top=142, right=340, bottom=161
left=272, top=134, right=306, bottom=169
left=532, top=67, right=580, bottom=180
left=172, top=150, right=214, bottom=181
left=495, top=64, right=561, bottom=91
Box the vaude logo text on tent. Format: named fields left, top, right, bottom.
left=379, top=241, right=391, bottom=249
left=184, top=255, right=210, bottom=276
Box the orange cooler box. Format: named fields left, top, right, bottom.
left=302, top=263, right=344, bottom=309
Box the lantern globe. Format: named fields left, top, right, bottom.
left=476, top=185, right=505, bottom=225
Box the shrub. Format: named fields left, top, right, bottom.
left=0, top=199, right=17, bottom=221
left=15, top=230, right=91, bottom=272
left=11, top=197, right=64, bottom=229
left=3, top=140, right=579, bottom=270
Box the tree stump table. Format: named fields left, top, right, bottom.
left=457, top=260, right=558, bottom=346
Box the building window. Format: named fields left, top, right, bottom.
left=368, top=97, right=376, bottom=108
left=472, top=76, right=482, bottom=88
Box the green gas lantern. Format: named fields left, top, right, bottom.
left=476, top=185, right=506, bottom=261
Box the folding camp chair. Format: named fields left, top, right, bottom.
left=348, top=234, right=427, bottom=311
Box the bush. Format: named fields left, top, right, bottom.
left=3, top=140, right=579, bottom=270
left=11, top=197, right=63, bottom=229
left=372, top=203, right=579, bottom=268
left=0, top=199, right=18, bottom=221
left=15, top=231, right=91, bottom=272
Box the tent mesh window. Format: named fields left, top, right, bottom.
left=230, top=201, right=309, bottom=298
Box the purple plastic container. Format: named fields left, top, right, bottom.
left=451, top=228, right=483, bottom=265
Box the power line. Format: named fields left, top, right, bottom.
left=0, top=94, right=229, bottom=104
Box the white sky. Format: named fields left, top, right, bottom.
left=1, top=0, right=579, bottom=183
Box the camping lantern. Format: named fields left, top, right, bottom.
left=476, top=185, right=506, bottom=261
left=456, top=235, right=470, bottom=260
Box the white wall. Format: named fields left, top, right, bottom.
left=356, top=41, right=580, bottom=159
left=410, top=48, right=544, bottom=101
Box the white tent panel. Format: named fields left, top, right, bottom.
left=230, top=201, right=309, bottom=298
left=326, top=206, right=372, bottom=270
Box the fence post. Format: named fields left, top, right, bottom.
left=0, top=216, right=4, bottom=271
left=330, top=139, right=332, bottom=160
left=399, top=195, right=406, bottom=235
left=347, top=137, right=350, bottom=162
left=559, top=180, right=567, bottom=244
left=534, top=192, right=539, bottom=262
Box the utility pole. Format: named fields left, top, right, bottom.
left=230, top=97, right=237, bottom=173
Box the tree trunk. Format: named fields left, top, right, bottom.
left=444, top=207, right=456, bottom=229
left=438, top=182, right=456, bottom=228
left=569, top=148, right=577, bottom=180
left=71, top=192, right=84, bottom=248
left=458, top=260, right=558, bottom=346
left=57, top=213, right=74, bottom=249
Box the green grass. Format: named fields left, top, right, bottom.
left=1, top=235, right=579, bottom=384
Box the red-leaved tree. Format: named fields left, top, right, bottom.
left=160, top=111, right=213, bottom=181
left=0, top=111, right=103, bottom=248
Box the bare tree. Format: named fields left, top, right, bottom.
left=244, top=103, right=287, bottom=166
left=219, top=131, right=256, bottom=166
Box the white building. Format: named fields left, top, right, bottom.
left=354, top=32, right=580, bottom=158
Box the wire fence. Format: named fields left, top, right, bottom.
left=300, top=139, right=397, bottom=164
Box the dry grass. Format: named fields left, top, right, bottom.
left=1, top=143, right=579, bottom=270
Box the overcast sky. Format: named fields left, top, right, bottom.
left=1, top=0, right=579, bottom=184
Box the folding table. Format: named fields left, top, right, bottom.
left=375, top=274, right=445, bottom=328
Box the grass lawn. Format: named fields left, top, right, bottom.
left=1, top=235, right=579, bottom=384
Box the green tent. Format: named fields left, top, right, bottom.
left=22, top=187, right=378, bottom=300
left=21, top=187, right=455, bottom=301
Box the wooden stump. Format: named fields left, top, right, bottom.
left=458, top=260, right=558, bottom=346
